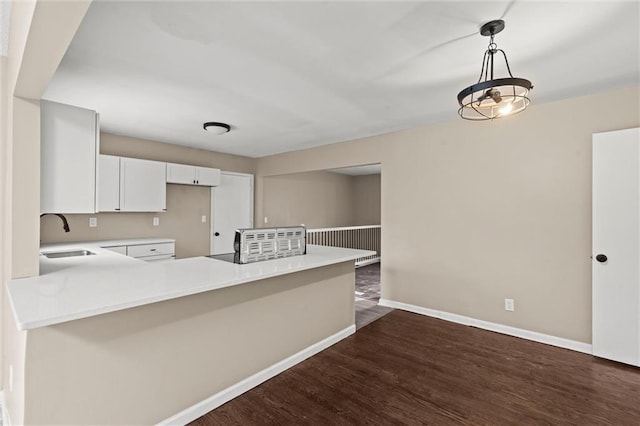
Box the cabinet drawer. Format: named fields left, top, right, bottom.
left=127, top=242, right=175, bottom=258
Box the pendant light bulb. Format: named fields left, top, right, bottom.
left=498, top=103, right=513, bottom=115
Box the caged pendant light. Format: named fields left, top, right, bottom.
left=457, top=19, right=533, bottom=120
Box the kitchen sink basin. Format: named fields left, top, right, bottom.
left=41, top=249, right=96, bottom=259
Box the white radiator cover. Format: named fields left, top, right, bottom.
left=234, top=226, right=306, bottom=264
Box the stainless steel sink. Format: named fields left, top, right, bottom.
left=41, top=249, right=96, bottom=259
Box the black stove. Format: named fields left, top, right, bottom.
left=206, top=253, right=238, bottom=263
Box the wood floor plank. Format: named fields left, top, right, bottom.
left=191, top=310, right=640, bottom=425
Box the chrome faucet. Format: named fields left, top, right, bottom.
left=40, top=213, right=70, bottom=232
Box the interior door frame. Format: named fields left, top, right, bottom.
left=210, top=171, right=254, bottom=255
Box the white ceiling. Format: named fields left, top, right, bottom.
left=329, top=164, right=381, bottom=176
left=43, top=1, right=639, bottom=158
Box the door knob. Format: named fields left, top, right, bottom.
left=595, top=254, right=608, bottom=263
left=214, top=232, right=220, bottom=236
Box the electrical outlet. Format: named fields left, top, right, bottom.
left=153, top=217, right=159, bottom=226
left=264, top=216, right=268, bottom=224
left=201, top=215, right=207, bottom=223
left=89, top=217, right=97, bottom=228
left=504, top=298, right=515, bottom=312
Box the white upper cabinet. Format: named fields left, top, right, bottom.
left=166, top=163, right=221, bottom=186
left=41, top=100, right=99, bottom=214
left=98, top=155, right=167, bottom=212
left=195, top=166, right=221, bottom=186
left=120, top=157, right=166, bottom=212
left=166, top=163, right=194, bottom=185
left=98, top=155, right=121, bottom=212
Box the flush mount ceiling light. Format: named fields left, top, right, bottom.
left=203, top=122, right=231, bottom=135
left=457, top=19, right=533, bottom=121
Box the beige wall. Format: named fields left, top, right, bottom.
left=263, top=170, right=354, bottom=228
left=40, top=133, right=256, bottom=258
left=2, top=3, right=92, bottom=424
left=353, top=174, right=381, bottom=225
left=256, top=86, right=640, bottom=344
left=23, top=262, right=354, bottom=425
left=262, top=170, right=381, bottom=228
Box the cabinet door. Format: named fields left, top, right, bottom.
left=41, top=100, right=99, bottom=213
left=196, top=167, right=221, bottom=186
left=98, top=155, right=120, bottom=211
left=167, top=163, right=196, bottom=185
left=120, top=158, right=167, bottom=212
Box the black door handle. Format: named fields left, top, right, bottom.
left=214, top=232, right=220, bottom=237
left=595, top=254, right=608, bottom=263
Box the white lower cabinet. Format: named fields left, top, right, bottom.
left=127, top=242, right=174, bottom=259
left=102, top=241, right=175, bottom=262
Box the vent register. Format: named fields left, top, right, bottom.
left=233, top=226, right=306, bottom=264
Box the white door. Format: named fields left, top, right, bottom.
left=592, top=127, right=640, bottom=366
left=211, top=172, right=254, bottom=254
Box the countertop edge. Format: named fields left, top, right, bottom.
left=10, top=247, right=374, bottom=331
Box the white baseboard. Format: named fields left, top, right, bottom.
left=378, top=299, right=592, bottom=355
left=158, top=324, right=356, bottom=425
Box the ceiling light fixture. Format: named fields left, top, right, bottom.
left=457, top=19, right=533, bottom=120
left=203, top=122, right=231, bottom=135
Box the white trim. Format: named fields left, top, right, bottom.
left=355, top=257, right=381, bottom=268
left=378, top=299, right=592, bottom=355
left=157, top=324, right=355, bottom=426
left=307, top=225, right=381, bottom=233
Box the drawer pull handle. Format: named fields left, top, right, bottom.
left=150, top=248, right=157, bottom=252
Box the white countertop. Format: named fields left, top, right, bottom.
left=39, top=238, right=176, bottom=275
left=6, top=245, right=374, bottom=331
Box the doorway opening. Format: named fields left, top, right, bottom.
left=323, top=164, right=392, bottom=329
left=260, top=163, right=391, bottom=329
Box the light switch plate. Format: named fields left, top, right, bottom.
left=153, top=217, right=159, bottom=226
left=89, top=217, right=97, bottom=228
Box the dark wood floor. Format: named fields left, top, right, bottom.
left=191, top=310, right=640, bottom=425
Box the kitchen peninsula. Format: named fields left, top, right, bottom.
left=5, top=244, right=373, bottom=425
